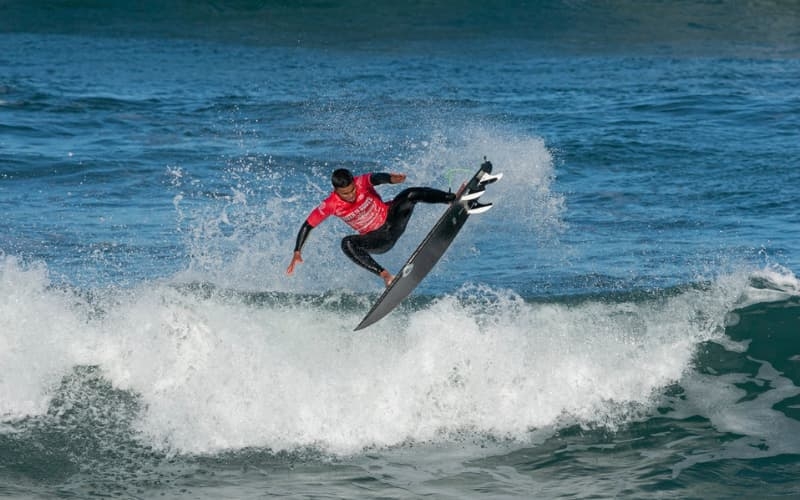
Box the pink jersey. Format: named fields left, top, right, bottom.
left=306, top=174, right=389, bottom=234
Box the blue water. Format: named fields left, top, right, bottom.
left=2, top=1, right=800, bottom=498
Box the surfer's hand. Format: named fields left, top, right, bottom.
left=389, top=173, right=406, bottom=184
left=286, top=251, right=303, bottom=275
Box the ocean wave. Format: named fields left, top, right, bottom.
left=2, top=254, right=798, bottom=457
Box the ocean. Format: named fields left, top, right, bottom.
left=2, top=1, right=800, bottom=498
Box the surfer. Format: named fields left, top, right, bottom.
left=286, top=168, right=455, bottom=286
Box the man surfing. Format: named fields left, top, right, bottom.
left=286, top=168, right=455, bottom=286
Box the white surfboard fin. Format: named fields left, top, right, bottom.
left=478, top=172, right=503, bottom=185
left=460, top=189, right=485, bottom=202
left=467, top=202, right=492, bottom=214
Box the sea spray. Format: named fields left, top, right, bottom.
left=6, top=255, right=787, bottom=456
left=168, top=125, right=564, bottom=295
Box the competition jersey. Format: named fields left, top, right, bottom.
left=306, top=174, right=389, bottom=234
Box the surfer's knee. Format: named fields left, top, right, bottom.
left=341, top=235, right=358, bottom=257
left=341, top=236, right=385, bottom=276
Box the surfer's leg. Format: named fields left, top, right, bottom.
left=386, top=187, right=455, bottom=237
left=392, top=187, right=455, bottom=211
left=341, top=230, right=395, bottom=277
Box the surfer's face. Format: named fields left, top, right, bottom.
left=335, top=182, right=357, bottom=203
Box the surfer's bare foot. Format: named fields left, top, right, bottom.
left=379, top=269, right=394, bottom=287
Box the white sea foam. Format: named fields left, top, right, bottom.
left=4, top=255, right=793, bottom=456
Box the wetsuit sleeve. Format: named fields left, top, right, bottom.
left=370, top=172, right=392, bottom=185
left=293, top=221, right=314, bottom=252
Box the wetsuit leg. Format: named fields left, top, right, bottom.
left=385, top=187, right=455, bottom=238
left=341, top=187, right=454, bottom=276
left=341, top=228, right=395, bottom=275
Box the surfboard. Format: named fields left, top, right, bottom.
left=354, top=159, right=502, bottom=330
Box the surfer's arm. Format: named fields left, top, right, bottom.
left=286, top=221, right=314, bottom=275
left=293, top=221, right=314, bottom=253
left=370, top=172, right=406, bottom=185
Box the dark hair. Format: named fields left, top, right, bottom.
left=331, top=168, right=354, bottom=188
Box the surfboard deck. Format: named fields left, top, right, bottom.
left=354, top=159, right=499, bottom=330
